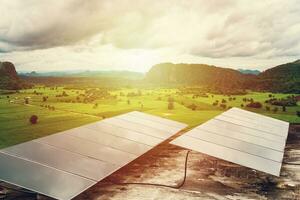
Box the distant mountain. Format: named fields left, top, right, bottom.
left=20, top=70, right=144, bottom=80
left=256, top=60, right=300, bottom=93
left=71, top=70, right=144, bottom=79
left=0, top=61, right=30, bottom=90
left=238, top=69, right=260, bottom=75
left=145, top=63, right=254, bottom=93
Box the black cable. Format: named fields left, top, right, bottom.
left=282, top=162, right=300, bottom=165
left=0, top=150, right=191, bottom=198
left=102, top=150, right=191, bottom=189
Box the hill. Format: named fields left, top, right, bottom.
left=145, top=63, right=254, bottom=93
left=145, top=61, right=300, bottom=94
left=256, top=60, right=300, bottom=93
left=238, top=69, right=260, bottom=75
left=0, top=61, right=21, bottom=90
left=0, top=61, right=31, bottom=90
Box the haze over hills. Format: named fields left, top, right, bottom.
left=19, top=70, right=144, bottom=80
left=1, top=60, right=300, bottom=93
left=238, top=69, right=260, bottom=75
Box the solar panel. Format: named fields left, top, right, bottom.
left=0, top=111, right=187, bottom=200
left=171, top=107, right=289, bottom=176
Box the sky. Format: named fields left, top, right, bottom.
left=0, top=0, right=300, bottom=72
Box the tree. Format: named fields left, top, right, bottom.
left=62, top=91, right=68, bottom=96
left=246, top=102, right=262, bottom=108
left=24, top=97, right=29, bottom=104
left=168, top=96, right=174, bottom=103
left=220, top=103, right=227, bottom=109
left=188, top=103, right=197, bottom=111
left=168, top=101, right=174, bottom=110
left=29, top=115, right=38, bottom=124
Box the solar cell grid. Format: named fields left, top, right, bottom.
left=171, top=107, right=289, bottom=176
left=0, top=111, right=187, bottom=200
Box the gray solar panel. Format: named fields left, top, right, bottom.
left=0, top=152, right=95, bottom=200
left=0, top=111, right=187, bottom=200
left=198, top=119, right=285, bottom=151
left=171, top=107, right=289, bottom=176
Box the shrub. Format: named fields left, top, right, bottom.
left=168, top=96, right=174, bottom=102
left=168, top=101, right=174, bottom=110
left=241, top=104, right=244, bottom=107
left=188, top=103, right=197, bottom=111
left=267, top=96, right=297, bottom=106
left=273, top=107, right=278, bottom=113
left=221, top=99, right=227, bottom=103
left=265, top=106, right=270, bottom=111
left=62, top=91, right=68, bottom=96
left=282, top=105, right=286, bottom=112
left=29, top=115, right=38, bottom=124
left=220, top=103, right=227, bottom=109
left=296, top=111, right=300, bottom=117
left=246, top=102, right=262, bottom=108
left=24, top=97, right=29, bottom=104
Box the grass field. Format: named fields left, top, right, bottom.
left=0, top=86, right=299, bottom=149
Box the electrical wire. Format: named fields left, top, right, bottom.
left=102, top=150, right=191, bottom=189
left=282, top=161, right=300, bottom=165
left=0, top=150, right=191, bottom=199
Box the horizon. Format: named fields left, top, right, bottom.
left=11, top=59, right=300, bottom=74
left=1, top=1, right=300, bottom=72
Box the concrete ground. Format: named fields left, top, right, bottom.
left=1, top=125, right=300, bottom=200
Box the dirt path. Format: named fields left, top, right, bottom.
left=14, top=102, right=101, bottom=119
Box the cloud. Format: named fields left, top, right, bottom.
left=0, top=0, right=300, bottom=71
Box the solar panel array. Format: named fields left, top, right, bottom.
left=0, top=111, right=187, bottom=200
left=171, top=107, right=289, bottom=176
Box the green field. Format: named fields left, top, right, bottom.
left=1, top=87, right=299, bottom=149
